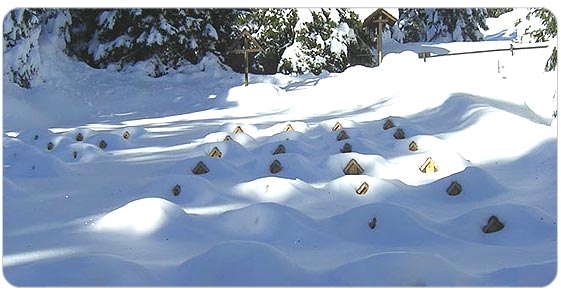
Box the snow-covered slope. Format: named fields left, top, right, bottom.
left=2, top=9, right=557, bottom=286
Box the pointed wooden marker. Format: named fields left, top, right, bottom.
left=192, top=161, right=210, bottom=175
left=75, top=133, right=84, bottom=142
left=482, top=215, right=504, bottom=234
left=383, top=119, right=395, bottom=130
left=224, top=135, right=233, bottom=142
left=409, top=141, right=418, bottom=151
left=337, top=130, right=350, bottom=141
left=356, top=182, right=369, bottom=195
left=269, top=159, right=282, bottom=174
left=340, top=143, right=352, bottom=153
left=123, top=131, right=130, bottom=140
left=99, top=140, right=108, bottom=149
left=273, top=144, right=286, bottom=155
left=447, top=181, right=462, bottom=196
left=284, top=124, right=294, bottom=132
left=233, top=126, right=244, bottom=134
left=47, top=142, right=54, bottom=151
left=368, top=217, right=377, bottom=229
left=209, top=147, right=222, bottom=158
left=419, top=157, right=439, bottom=173
left=393, top=128, right=405, bottom=139
left=344, top=159, right=364, bottom=175
left=172, top=184, right=181, bottom=196
left=332, top=122, right=343, bottom=131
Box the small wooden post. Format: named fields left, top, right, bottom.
left=377, top=15, right=383, bottom=65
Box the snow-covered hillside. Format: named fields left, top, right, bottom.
left=2, top=9, right=558, bottom=286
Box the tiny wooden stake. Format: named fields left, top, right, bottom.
left=482, top=215, right=504, bottom=234
left=356, top=182, right=369, bottom=195
left=273, top=144, right=286, bottom=155
left=409, top=141, right=418, bottom=151
left=344, top=159, right=364, bottom=175
left=340, top=143, right=352, bottom=153
left=75, top=133, right=84, bottom=142
left=332, top=122, right=343, bottom=131
left=337, top=130, right=350, bottom=141
left=209, top=147, right=222, bottom=158
left=47, top=142, right=54, bottom=151
left=419, top=157, right=439, bottom=173
left=123, top=131, right=130, bottom=140
left=33, top=134, right=39, bottom=141
left=99, top=140, right=107, bottom=149
left=270, top=159, right=282, bottom=174
left=172, top=184, right=181, bottom=196
left=368, top=217, right=377, bottom=229
left=192, top=161, right=210, bottom=175
left=394, top=128, right=405, bottom=139
left=233, top=126, right=244, bottom=134
left=383, top=119, right=395, bottom=130
left=72, top=151, right=78, bottom=159
left=447, top=181, right=462, bottom=196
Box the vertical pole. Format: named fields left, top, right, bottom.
left=244, top=50, right=249, bottom=86
left=377, top=17, right=383, bottom=65
left=243, top=36, right=249, bottom=86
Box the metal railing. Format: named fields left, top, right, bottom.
left=418, top=43, right=550, bottom=62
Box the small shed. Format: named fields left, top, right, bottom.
left=363, top=8, right=398, bottom=65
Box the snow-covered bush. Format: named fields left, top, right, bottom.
left=227, top=9, right=299, bottom=74
left=395, top=9, right=488, bottom=43
left=516, top=8, right=557, bottom=71
left=279, top=9, right=360, bottom=75
left=3, top=9, right=71, bottom=88
left=68, top=9, right=222, bottom=77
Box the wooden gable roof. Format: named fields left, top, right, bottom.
left=363, top=8, right=398, bottom=27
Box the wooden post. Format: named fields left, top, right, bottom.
left=244, top=36, right=249, bottom=86
left=377, top=16, right=383, bottom=65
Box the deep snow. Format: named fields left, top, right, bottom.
left=2, top=9, right=558, bottom=286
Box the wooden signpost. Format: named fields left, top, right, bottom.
left=230, top=29, right=264, bottom=86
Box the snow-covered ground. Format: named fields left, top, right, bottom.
left=2, top=10, right=558, bottom=286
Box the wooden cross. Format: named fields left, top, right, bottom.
left=231, top=29, right=264, bottom=86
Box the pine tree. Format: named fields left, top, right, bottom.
left=487, top=8, right=513, bottom=18
left=522, top=8, right=557, bottom=71
left=3, top=8, right=71, bottom=88
left=397, top=8, right=488, bottom=43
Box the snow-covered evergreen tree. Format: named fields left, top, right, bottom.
left=395, top=9, right=488, bottom=43
left=3, top=9, right=71, bottom=88
left=227, top=9, right=298, bottom=74
left=517, top=8, right=557, bottom=71
left=68, top=9, right=222, bottom=77
left=279, top=9, right=359, bottom=75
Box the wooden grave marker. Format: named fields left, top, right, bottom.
left=209, top=147, right=223, bottom=158
left=337, top=130, right=350, bottom=141
left=409, top=141, right=418, bottom=151
left=356, top=182, right=369, bottom=195
left=47, top=142, right=54, bottom=151
left=270, top=159, right=282, bottom=174
left=233, top=126, right=244, bottom=134
left=75, top=133, right=84, bottom=142
left=368, top=217, right=377, bottom=229
left=273, top=144, right=286, bottom=155
left=341, top=143, right=352, bottom=153
left=229, top=29, right=264, bottom=86
left=344, top=159, right=364, bottom=175
left=393, top=128, right=405, bottom=140
left=172, top=184, right=181, bottom=196
left=192, top=161, right=210, bottom=175
left=447, top=181, right=462, bottom=196
left=332, top=122, right=343, bottom=131
left=419, top=157, right=439, bottom=173
left=482, top=215, right=504, bottom=234
left=99, top=140, right=108, bottom=149
left=284, top=124, right=294, bottom=132
left=224, top=135, right=233, bottom=142
left=123, top=131, right=130, bottom=140
left=383, top=119, right=395, bottom=130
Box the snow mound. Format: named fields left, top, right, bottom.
left=175, top=241, right=317, bottom=286
left=93, top=197, right=191, bottom=236
left=4, top=254, right=155, bottom=286
left=3, top=136, right=68, bottom=177
left=84, top=132, right=131, bottom=151
left=331, top=251, right=479, bottom=286
left=224, top=83, right=286, bottom=114
left=210, top=203, right=328, bottom=244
